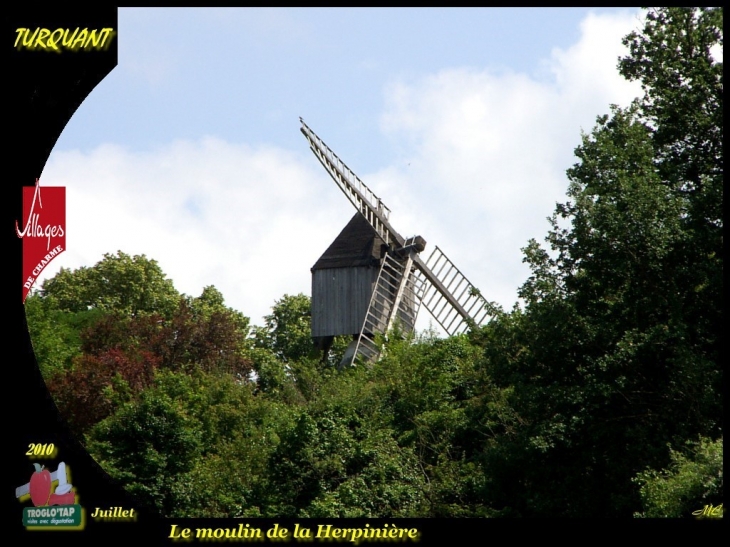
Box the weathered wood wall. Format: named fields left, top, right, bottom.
left=312, top=266, right=378, bottom=337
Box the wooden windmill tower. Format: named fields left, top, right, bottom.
left=301, top=118, right=494, bottom=367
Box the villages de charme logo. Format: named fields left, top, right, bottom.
left=16, top=178, right=66, bottom=302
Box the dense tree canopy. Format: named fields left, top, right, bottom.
left=480, top=6, right=723, bottom=516
left=41, top=251, right=181, bottom=318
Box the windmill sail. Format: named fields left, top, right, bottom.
left=414, top=246, right=494, bottom=336
left=300, top=118, right=404, bottom=247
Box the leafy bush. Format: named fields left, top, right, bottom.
left=634, top=436, right=723, bottom=518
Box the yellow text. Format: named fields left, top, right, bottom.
left=14, top=27, right=115, bottom=53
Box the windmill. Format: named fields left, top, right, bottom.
left=302, top=118, right=494, bottom=368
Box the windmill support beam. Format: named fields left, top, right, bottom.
left=387, top=253, right=414, bottom=332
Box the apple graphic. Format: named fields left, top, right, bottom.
left=29, top=463, right=52, bottom=507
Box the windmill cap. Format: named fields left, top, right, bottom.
left=412, top=236, right=427, bottom=253
left=397, top=236, right=426, bottom=255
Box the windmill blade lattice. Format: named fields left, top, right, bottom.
left=300, top=118, right=404, bottom=247
left=414, top=246, right=494, bottom=336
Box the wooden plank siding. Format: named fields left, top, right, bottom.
left=311, top=266, right=379, bottom=337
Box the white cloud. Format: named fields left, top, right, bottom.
left=546, top=10, right=644, bottom=108
left=39, top=138, right=352, bottom=326
left=377, top=10, right=643, bottom=330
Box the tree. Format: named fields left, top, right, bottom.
left=263, top=374, right=428, bottom=518
left=372, top=333, right=503, bottom=517
left=633, top=436, right=723, bottom=518
left=86, top=371, right=206, bottom=515
left=49, top=294, right=253, bottom=432
left=481, top=7, right=722, bottom=516
left=41, top=251, right=181, bottom=318
left=189, top=285, right=249, bottom=334
left=48, top=346, right=160, bottom=433
left=24, top=292, right=103, bottom=377
left=34, top=256, right=253, bottom=434
left=620, top=8, right=723, bottom=234
left=87, top=369, right=291, bottom=517
left=253, top=294, right=317, bottom=363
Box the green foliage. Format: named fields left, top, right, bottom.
left=86, top=372, right=205, bottom=515
left=83, top=312, right=508, bottom=518
left=24, top=292, right=103, bottom=377
left=171, top=442, right=268, bottom=518
left=249, top=293, right=348, bottom=402
left=634, top=436, right=723, bottom=518
left=87, top=370, right=273, bottom=517
left=304, top=430, right=426, bottom=518
left=41, top=251, right=181, bottom=318
left=189, top=285, right=250, bottom=334
left=264, top=386, right=427, bottom=518
left=29, top=252, right=252, bottom=437
left=247, top=346, right=290, bottom=396
left=253, top=293, right=317, bottom=363
left=620, top=8, right=723, bottom=221
left=368, top=333, right=503, bottom=517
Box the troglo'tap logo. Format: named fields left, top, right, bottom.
left=16, top=178, right=66, bottom=302
left=16, top=459, right=84, bottom=529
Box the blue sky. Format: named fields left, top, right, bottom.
left=42, top=7, right=646, bottom=331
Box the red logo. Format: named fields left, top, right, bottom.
left=16, top=178, right=66, bottom=302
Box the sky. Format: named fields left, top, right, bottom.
left=39, top=7, right=647, bottom=333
